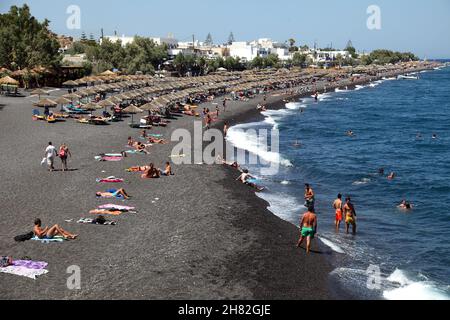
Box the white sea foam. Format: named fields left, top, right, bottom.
left=384, top=269, right=450, bottom=300
left=226, top=124, right=293, bottom=167
left=335, top=88, right=350, bottom=93
left=285, top=102, right=306, bottom=110
left=352, top=178, right=371, bottom=185
left=256, top=191, right=304, bottom=224
left=318, top=236, right=345, bottom=254
left=280, top=180, right=291, bottom=185
left=355, top=85, right=366, bottom=91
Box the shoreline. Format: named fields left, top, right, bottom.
left=0, top=63, right=439, bottom=300
left=207, top=64, right=441, bottom=299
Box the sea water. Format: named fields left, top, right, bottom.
left=226, top=64, right=450, bottom=300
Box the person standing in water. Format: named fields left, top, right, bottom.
left=304, top=184, right=315, bottom=210
left=58, top=143, right=72, bottom=172
left=344, top=197, right=357, bottom=235
left=333, top=194, right=343, bottom=232
left=297, top=208, right=318, bottom=254
left=223, top=121, right=228, bottom=137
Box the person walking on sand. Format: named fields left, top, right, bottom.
left=333, top=194, right=343, bottom=232
left=222, top=98, right=227, bottom=112
left=297, top=208, right=318, bottom=254
left=44, top=142, right=57, bottom=172
left=344, top=197, right=357, bottom=235
left=58, top=143, right=72, bottom=172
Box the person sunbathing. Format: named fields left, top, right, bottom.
left=96, top=188, right=130, bottom=199
left=147, top=136, right=167, bottom=144
left=126, top=165, right=150, bottom=172
left=127, top=136, right=135, bottom=146
left=141, top=163, right=160, bottom=179
left=33, top=218, right=78, bottom=240
left=159, top=162, right=174, bottom=176
left=236, top=169, right=264, bottom=191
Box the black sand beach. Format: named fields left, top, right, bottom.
left=0, top=89, right=334, bottom=300
left=0, top=64, right=436, bottom=300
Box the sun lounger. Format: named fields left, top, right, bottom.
left=63, top=105, right=89, bottom=115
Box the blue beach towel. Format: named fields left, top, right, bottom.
left=31, top=236, right=65, bottom=243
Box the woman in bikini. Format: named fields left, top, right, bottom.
left=344, top=197, right=357, bottom=235
left=96, top=188, right=130, bottom=199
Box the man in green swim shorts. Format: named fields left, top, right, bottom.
left=297, top=208, right=318, bottom=254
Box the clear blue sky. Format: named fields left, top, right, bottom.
left=2, top=0, right=450, bottom=58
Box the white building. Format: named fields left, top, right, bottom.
left=313, top=50, right=350, bottom=63
left=227, top=38, right=291, bottom=62
left=101, top=35, right=178, bottom=48
left=228, top=42, right=258, bottom=62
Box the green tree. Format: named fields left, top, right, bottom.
left=292, top=52, right=307, bottom=67
left=0, top=4, right=61, bottom=70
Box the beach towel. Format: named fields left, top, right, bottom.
left=95, top=156, right=123, bottom=162
left=97, top=204, right=135, bottom=211
left=31, top=236, right=65, bottom=243
left=96, top=189, right=125, bottom=199
left=0, top=265, right=48, bottom=279
left=77, top=218, right=116, bottom=225
left=89, top=209, right=123, bottom=216
left=96, top=177, right=124, bottom=183
left=124, top=150, right=146, bottom=155
left=12, top=260, right=48, bottom=269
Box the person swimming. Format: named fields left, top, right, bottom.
left=346, top=130, right=355, bottom=137
left=398, top=200, right=413, bottom=210
left=293, top=139, right=301, bottom=147
left=388, top=172, right=396, bottom=180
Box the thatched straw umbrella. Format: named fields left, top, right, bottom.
left=81, top=102, right=102, bottom=115
left=34, top=98, right=57, bottom=115
left=31, top=88, right=49, bottom=100
left=122, top=104, right=143, bottom=124
left=34, top=98, right=57, bottom=108
left=54, top=97, right=72, bottom=111
left=62, top=80, right=78, bottom=87
left=63, top=93, right=82, bottom=102
left=99, top=70, right=116, bottom=76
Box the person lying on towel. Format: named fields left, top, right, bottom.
left=126, top=165, right=150, bottom=172
left=96, top=188, right=130, bottom=199
left=33, top=218, right=78, bottom=240
left=147, top=137, right=167, bottom=144
left=141, top=163, right=160, bottom=179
